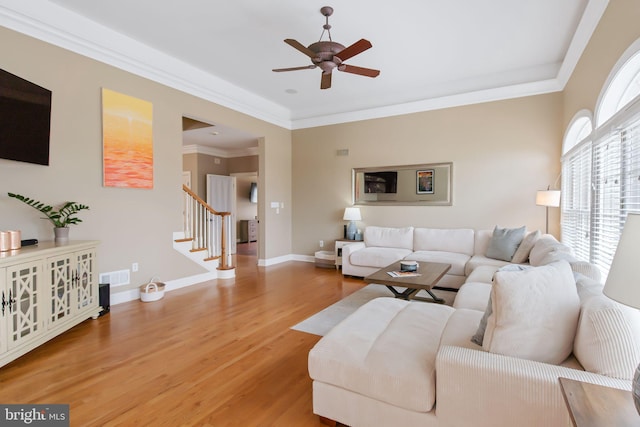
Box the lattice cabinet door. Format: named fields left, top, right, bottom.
left=0, top=268, right=6, bottom=354
left=75, top=249, right=97, bottom=311
left=5, top=261, right=43, bottom=350
left=47, top=253, right=74, bottom=327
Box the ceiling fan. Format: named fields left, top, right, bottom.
left=272, top=6, right=380, bottom=90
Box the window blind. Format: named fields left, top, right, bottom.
left=561, top=142, right=592, bottom=262
left=590, top=113, right=640, bottom=277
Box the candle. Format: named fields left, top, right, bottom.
left=8, top=230, right=21, bottom=250
left=0, top=232, right=9, bottom=252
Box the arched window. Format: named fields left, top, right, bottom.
left=562, top=38, right=640, bottom=278
left=561, top=111, right=593, bottom=262
left=596, top=46, right=640, bottom=126
left=563, top=111, right=593, bottom=154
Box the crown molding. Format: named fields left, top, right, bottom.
left=0, top=1, right=292, bottom=129
left=182, top=145, right=259, bottom=158
left=0, top=0, right=608, bottom=130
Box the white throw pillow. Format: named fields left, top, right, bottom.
left=574, top=293, right=640, bottom=380
left=511, top=230, right=541, bottom=264
left=483, top=261, right=581, bottom=364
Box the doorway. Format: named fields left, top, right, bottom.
left=181, top=116, right=260, bottom=261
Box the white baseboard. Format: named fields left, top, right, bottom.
left=110, top=271, right=218, bottom=305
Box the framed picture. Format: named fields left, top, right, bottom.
left=416, top=169, right=434, bottom=194
left=102, top=88, right=154, bottom=189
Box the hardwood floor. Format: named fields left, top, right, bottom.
left=0, top=256, right=364, bottom=426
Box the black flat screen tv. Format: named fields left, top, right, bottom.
left=0, top=68, right=52, bottom=165
left=364, top=171, right=397, bottom=193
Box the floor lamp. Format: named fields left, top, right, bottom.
left=536, top=188, right=561, bottom=234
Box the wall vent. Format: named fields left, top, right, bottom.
left=99, top=269, right=130, bottom=287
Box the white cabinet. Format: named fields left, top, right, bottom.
left=334, top=239, right=354, bottom=269
left=47, top=247, right=98, bottom=328
left=239, top=220, right=258, bottom=243
left=0, top=241, right=100, bottom=367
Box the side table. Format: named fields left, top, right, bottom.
left=334, top=239, right=360, bottom=269
left=559, top=377, right=638, bottom=427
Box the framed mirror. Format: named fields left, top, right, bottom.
left=352, top=162, right=452, bottom=206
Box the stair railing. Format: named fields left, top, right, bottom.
left=180, top=185, right=234, bottom=270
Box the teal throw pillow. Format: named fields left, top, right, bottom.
left=485, top=226, right=526, bottom=262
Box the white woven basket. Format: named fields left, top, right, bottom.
left=140, top=279, right=165, bottom=302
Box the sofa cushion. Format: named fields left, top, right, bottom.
left=469, top=265, right=532, bottom=346
left=349, top=247, right=413, bottom=268
left=440, top=308, right=484, bottom=350
left=464, top=255, right=510, bottom=276
left=473, top=229, right=494, bottom=257
left=529, top=236, right=576, bottom=266
left=511, top=230, right=541, bottom=264
left=570, top=261, right=602, bottom=282
left=465, top=265, right=500, bottom=284
left=413, top=228, right=475, bottom=255
left=308, top=298, right=455, bottom=413
left=574, top=293, right=640, bottom=380
left=485, top=225, right=526, bottom=261
left=453, top=282, right=492, bottom=312
left=364, top=226, right=414, bottom=250
left=482, top=261, right=580, bottom=364
left=404, top=251, right=470, bottom=276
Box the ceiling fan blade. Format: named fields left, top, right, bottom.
left=320, top=72, right=332, bottom=90
left=284, top=39, right=316, bottom=59
left=272, top=65, right=316, bottom=72
left=334, top=39, right=372, bottom=62
left=339, top=64, right=380, bottom=78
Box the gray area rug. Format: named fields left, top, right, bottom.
left=291, top=284, right=457, bottom=336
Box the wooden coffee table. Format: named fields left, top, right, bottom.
left=364, top=261, right=451, bottom=303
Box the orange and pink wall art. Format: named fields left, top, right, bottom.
left=102, top=88, right=153, bottom=189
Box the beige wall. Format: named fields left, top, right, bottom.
left=292, top=1, right=640, bottom=258
left=563, top=0, right=640, bottom=128
left=0, top=26, right=291, bottom=293
left=2, top=0, right=637, bottom=276
left=182, top=153, right=228, bottom=200
left=292, top=94, right=563, bottom=255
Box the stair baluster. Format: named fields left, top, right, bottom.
left=180, top=185, right=234, bottom=270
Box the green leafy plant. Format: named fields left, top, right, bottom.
left=8, top=193, right=90, bottom=228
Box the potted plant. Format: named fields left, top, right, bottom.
left=7, top=193, right=90, bottom=242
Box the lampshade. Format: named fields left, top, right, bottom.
left=536, top=190, right=561, bottom=207
left=343, top=207, right=362, bottom=221
left=603, top=213, right=640, bottom=309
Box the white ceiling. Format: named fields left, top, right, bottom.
left=0, top=0, right=609, bottom=149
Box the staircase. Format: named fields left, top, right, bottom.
left=174, top=185, right=235, bottom=279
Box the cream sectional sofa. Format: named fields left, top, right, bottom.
left=342, top=226, right=519, bottom=288
left=309, top=234, right=640, bottom=427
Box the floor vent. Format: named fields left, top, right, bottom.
left=99, top=269, right=130, bottom=288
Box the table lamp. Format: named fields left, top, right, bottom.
left=602, top=213, right=640, bottom=414
left=536, top=187, right=561, bottom=234
left=343, top=207, right=361, bottom=240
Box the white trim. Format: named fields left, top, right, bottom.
left=0, top=0, right=608, bottom=130
left=595, top=36, right=640, bottom=126
left=0, top=1, right=292, bottom=129
left=555, top=0, right=610, bottom=87
left=291, top=79, right=562, bottom=129
left=562, top=109, right=593, bottom=154
left=257, top=254, right=295, bottom=267
left=110, top=272, right=218, bottom=305
left=182, top=144, right=259, bottom=158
